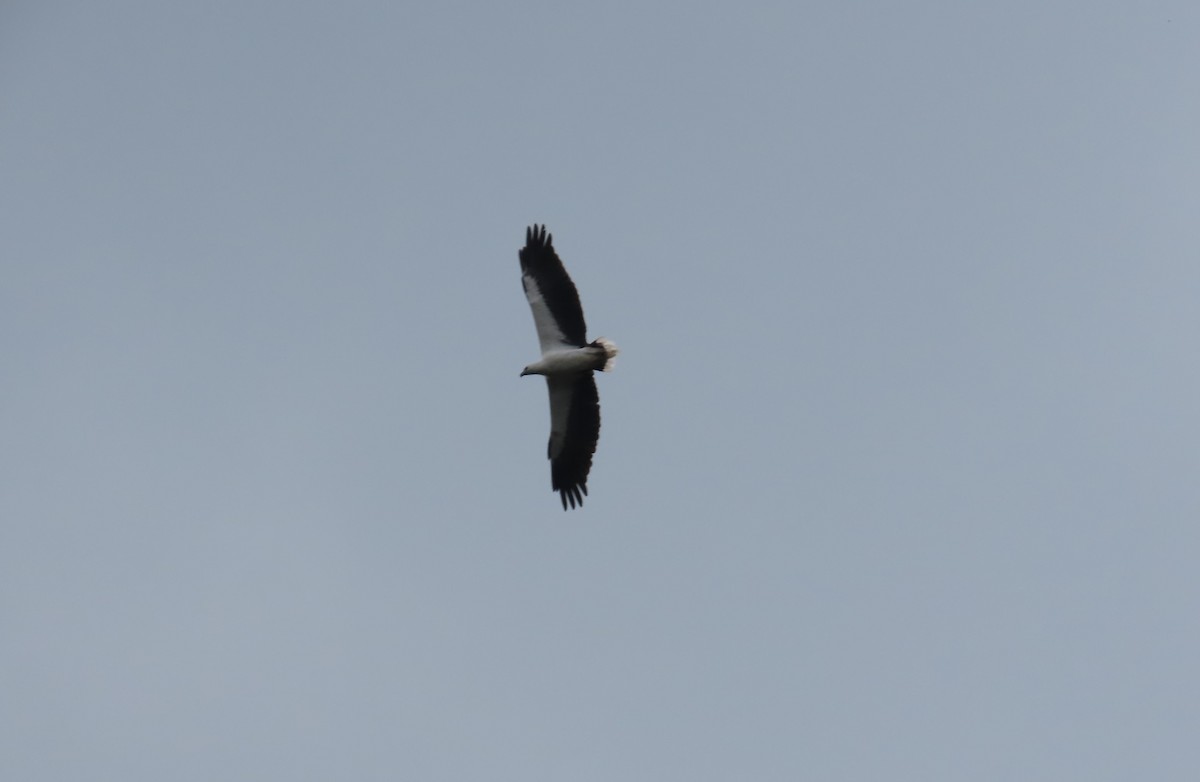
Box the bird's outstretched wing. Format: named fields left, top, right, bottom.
left=520, top=225, right=587, bottom=354
left=545, top=374, right=600, bottom=510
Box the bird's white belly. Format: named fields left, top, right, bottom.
left=523, top=348, right=597, bottom=376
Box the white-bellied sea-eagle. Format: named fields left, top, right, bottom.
left=518, top=225, right=618, bottom=510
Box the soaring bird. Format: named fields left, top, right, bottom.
left=518, top=225, right=618, bottom=510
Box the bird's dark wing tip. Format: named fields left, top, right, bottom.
left=558, top=484, right=586, bottom=510
left=525, top=224, right=551, bottom=249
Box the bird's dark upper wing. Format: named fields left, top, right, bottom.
left=520, top=225, right=587, bottom=351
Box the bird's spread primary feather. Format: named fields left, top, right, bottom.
left=518, top=225, right=618, bottom=510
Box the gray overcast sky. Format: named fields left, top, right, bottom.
left=2, top=1, right=1198, bottom=779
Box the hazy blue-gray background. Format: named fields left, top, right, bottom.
left=3, top=2, right=1198, bottom=779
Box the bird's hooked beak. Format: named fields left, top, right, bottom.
left=520, top=367, right=531, bottom=377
